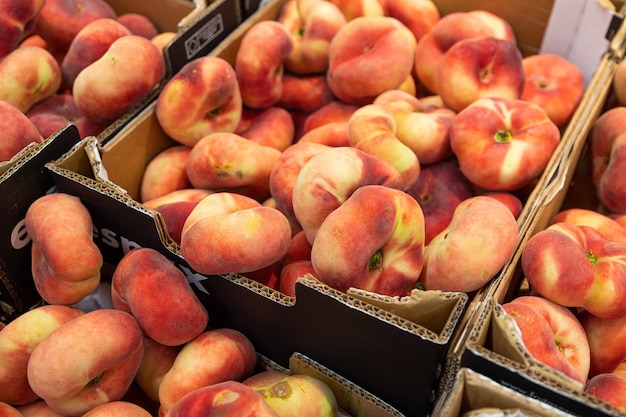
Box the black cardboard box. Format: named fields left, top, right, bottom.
left=0, top=125, right=80, bottom=323
left=0, top=0, right=243, bottom=323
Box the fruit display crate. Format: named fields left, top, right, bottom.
left=439, top=13, right=626, bottom=416
left=32, top=0, right=626, bottom=415
left=47, top=124, right=468, bottom=417
left=5, top=0, right=625, bottom=416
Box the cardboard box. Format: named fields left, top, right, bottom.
left=0, top=124, right=81, bottom=323
left=434, top=367, right=579, bottom=417
left=106, top=0, right=201, bottom=33
left=443, top=16, right=626, bottom=417
left=27, top=0, right=626, bottom=414
left=48, top=130, right=469, bottom=416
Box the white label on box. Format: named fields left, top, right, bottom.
left=540, top=0, right=617, bottom=83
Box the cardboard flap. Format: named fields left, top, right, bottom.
left=540, top=0, right=620, bottom=83
left=82, top=137, right=131, bottom=198
left=493, top=301, right=587, bottom=392
left=436, top=368, right=581, bottom=417
left=289, top=353, right=404, bottom=417
left=489, top=301, right=532, bottom=367
left=461, top=408, right=542, bottom=417
left=347, top=287, right=468, bottom=338
left=300, top=275, right=461, bottom=343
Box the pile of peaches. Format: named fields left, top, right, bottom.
left=0, top=0, right=175, bottom=163
left=0, top=191, right=340, bottom=416
left=498, top=58, right=626, bottom=414
left=11, top=0, right=626, bottom=414
left=142, top=0, right=585, bottom=300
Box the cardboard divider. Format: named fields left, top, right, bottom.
left=435, top=367, right=581, bottom=417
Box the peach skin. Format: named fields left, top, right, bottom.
left=311, top=184, right=425, bottom=296
left=521, top=222, right=626, bottom=319
left=25, top=193, right=103, bottom=305
left=158, top=328, right=257, bottom=416
left=326, top=15, right=416, bottom=105
left=156, top=56, right=242, bottom=148
left=0, top=305, right=84, bottom=405
left=26, top=309, right=144, bottom=416
left=420, top=195, right=518, bottom=292
left=185, top=132, right=282, bottom=202
left=292, top=146, right=405, bottom=244
left=111, top=247, right=209, bottom=347
left=165, top=380, right=279, bottom=417
left=180, top=192, right=292, bottom=275
left=235, top=20, right=294, bottom=109
left=347, top=103, right=421, bottom=190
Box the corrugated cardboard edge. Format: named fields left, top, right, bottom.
left=289, top=353, right=405, bottom=417
left=435, top=368, right=578, bottom=417
left=347, top=288, right=468, bottom=344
